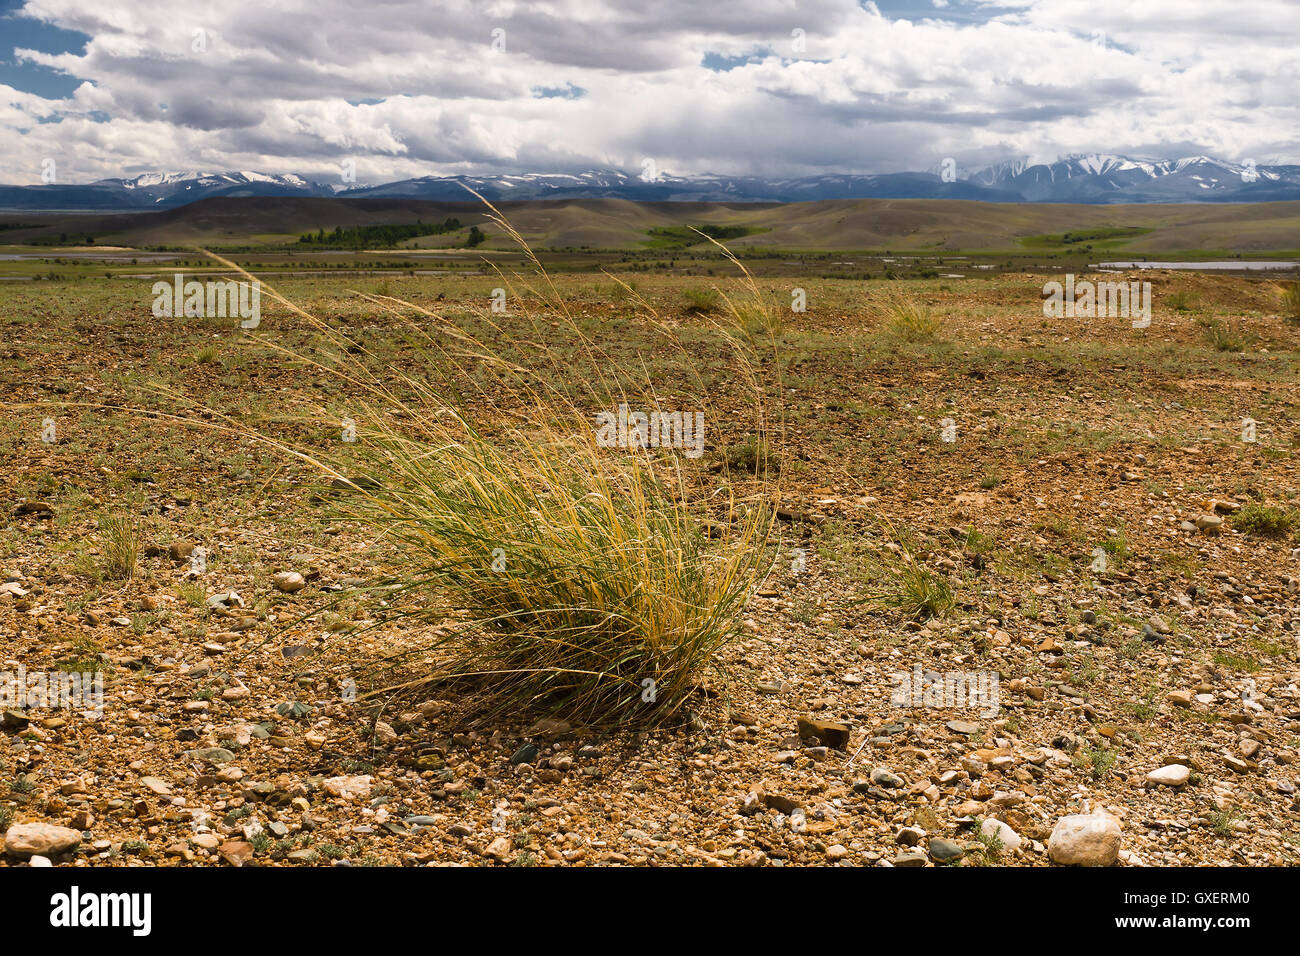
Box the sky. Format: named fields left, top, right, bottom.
left=1, top=0, right=1296, bottom=185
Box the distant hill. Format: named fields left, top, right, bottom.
left=9, top=195, right=1300, bottom=254
left=2, top=154, right=1299, bottom=212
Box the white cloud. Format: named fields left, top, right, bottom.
left=2, top=0, right=1296, bottom=183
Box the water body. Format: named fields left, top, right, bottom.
left=1096, top=260, right=1300, bottom=271
left=0, top=251, right=181, bottom=262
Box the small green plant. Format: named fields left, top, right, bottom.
left=858, top=536, right=956, bottom=621
left=1099, top=529, right=1130, bottom=566
left=193, top=344, right=222, bottom=365
left=1128, top=683, right=1159, bottom=720
left=1230, top=502, right=1298, bottom=539
left=722, top=436, right=777, bottom=475
left=1209, top=807, right=1243, bottom=836
left=1198, top=317, right=1255, bottom=352
left=1073, top=746, right=1117, bottom=780
left=177, top=580, right=206, bottom=607
left=973, top=821, right=1004, bottom=861
left=1212, top=652, right=1260, bottom=673
left=1166, top=290, right=1200, bottom=312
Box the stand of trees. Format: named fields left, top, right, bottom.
left=298, top=217, right=466, bottom=249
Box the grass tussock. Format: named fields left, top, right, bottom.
left=854, top=524, right=956, bottom=621
left=99, top=510, right=141, bottom=580
left=875, top=294, right=943, bottom=342
left=195, top=200, right=782, bottom=729
left=1281, top=281, right=1300, bottom=323
left=682, top=287, right=722, bottom=315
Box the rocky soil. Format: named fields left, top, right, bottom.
left=1, top=270, right=1297, bottom=866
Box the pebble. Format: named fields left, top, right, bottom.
left=928, top=838, right=965, bottom=863
left=871, top=767, right=905, bottom=788
left=272, top=571, right=307, bottom=593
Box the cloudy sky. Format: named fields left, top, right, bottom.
left=2, top=0, right=1296, bottom=185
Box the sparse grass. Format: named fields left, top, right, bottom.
left=177, top=580, right=206, bottom=607
left=682, top=287, right=722, bottom=314
left=1209, top=807, right=1243, bottom=836
left=1281, top=281, right=1300, bottom=323
left=1197, top=316, right=1256, bottom=352
left=193, top=344, right=222, bottom=365
left=858, top=534, right=956, bottom=621
left=733, top=296, right=783, bottom=339
left=1128, top=683, right=1160, bottom=720
left=1212, top=652, right=1260, bottom=673
left=1230, top=502, right=1298, bottom=539
left=876, top=295, right=943, bottom=342
left=1099, top=529, right=1130, bottom=566
left=722, top=436, right=777, bottom=475
left=99, top=510, right=142, bottom=580
left=1166, top=290, right=1200, bottom=312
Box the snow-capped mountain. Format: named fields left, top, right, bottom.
left=968, top=153, right=1300, bottom=203
left=1, top=156, right=1298, bottom=210
left=97, top=170, right=329, bottom=204
left=341, top=169, right=1021, bottom=202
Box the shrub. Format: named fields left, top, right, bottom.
left=1231, top=502, right=1298, bottom=539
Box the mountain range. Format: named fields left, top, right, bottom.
left=2, top=155, right=1298, bottom=211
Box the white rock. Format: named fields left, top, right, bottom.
left=4, top=822, right=82, bottom=858
left=980, top=817, right=1023, bottom=853
left=272, top=571, right=307, bottom=593
left=323, top=774, right=373, bottom=801
left=1047, top=813, right=1121, bottom=866
left=1146, top=764, right=1190, bottom=787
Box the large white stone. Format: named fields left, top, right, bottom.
left=4, top=823, right=81, bottom=858
left=1048, top=813, right=1121, bottom=866
left=1146, top=764, right=1190, bottom=787
left=980, top=817, right=1023, bottom=853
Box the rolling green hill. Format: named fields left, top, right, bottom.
left=4, top=196, right=1299, bottom=255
